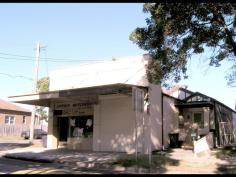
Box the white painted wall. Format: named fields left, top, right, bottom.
left=93, top=84, right=163, bottom=153
left=47, top=102, right=58, bottom=149
left=49, top=54, right=151, bottom=91
left=93, top=94, right=136, bottom=153
left=148, top=84, right=162, bottom=150
left=163, top=96, right=179, bottom=148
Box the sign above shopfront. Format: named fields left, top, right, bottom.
left=54, top=102, right=93, bottom=116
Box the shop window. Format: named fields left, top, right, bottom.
left=193, top=112, right=204, bottom=128
left=70, top=116, right=93, bottom=138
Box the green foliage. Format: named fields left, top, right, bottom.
left=217, top=145, right=236, bottom=157
left=36, top=76, right=49, bottom=93
left=35, top=106, right=48, bottom=122
left=130, top=3, right=236, bottom=87
left=36, top=76, right=49, bottom=121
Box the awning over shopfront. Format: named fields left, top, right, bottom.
left=8, top=83, right=147, bottom=107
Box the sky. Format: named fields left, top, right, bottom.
left=0, top=3, right=235, bottom=110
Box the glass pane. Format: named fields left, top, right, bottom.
left=10, top=117, right=14, bottom=124
left=5, top=117, right=9, bottom=124
left=194, top=113, right=204, bottom=128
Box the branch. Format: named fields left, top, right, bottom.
left=226, top=21, right=234, bottom=26
left=217, top=13, right=236, bottom=57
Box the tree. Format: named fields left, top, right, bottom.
left=130, top=3, right=236, bottom=87
left=36, top=77, right=49, bottom=122
left=36, top=76, right=49, bottom=93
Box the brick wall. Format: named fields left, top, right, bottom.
left=0, top=110, right=31, bottom=126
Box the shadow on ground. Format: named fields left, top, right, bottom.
left=3, top=148, right=180, bottom=174
left=0, top=143, right=31, bottom=152
left=214, top=144, right=236, bottom=174
left=111, top=149, right=180, bottom=173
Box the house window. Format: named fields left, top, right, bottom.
left=5, top=116, right=15, bottom=125
left=193, top=112, right=204, bottom=128
left=23, top=116, right=26, bottom=124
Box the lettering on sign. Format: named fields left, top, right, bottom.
left=55, top=102, right=93, bottom=116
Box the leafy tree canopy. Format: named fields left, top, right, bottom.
left=130, top=3, right=236, bottom=87
left=37, top=76, right=49, bottom=92
left=36, top=76, right=49, bottom=121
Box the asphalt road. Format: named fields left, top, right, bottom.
left=0, top=139, right=74, bottom=174
left=0, top=140, right=103, bottom=174
left=0, top=157, right=73, bottom=174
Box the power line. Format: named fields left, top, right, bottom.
left=0, top=55, right=107, bottom=62
left=0, top=51, right=107, bottom=62
left=0, top=72, right=33, bottom=81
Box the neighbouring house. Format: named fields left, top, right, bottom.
left=162, top=86, right=236, bottom=148
left=8, top=54, right=236, bottom=153
left=0, top=99, right=47, bottom=136
left=0, top=99, right=31, bottom=136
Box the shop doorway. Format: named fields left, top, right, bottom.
left=58, top=117, right=69, bottom=142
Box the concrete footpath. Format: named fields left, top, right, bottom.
left=0, top=141, right=230, bottom=174
left=0, top=140, right=139, bottom=174
left=2, top=147, right=141, bottom=174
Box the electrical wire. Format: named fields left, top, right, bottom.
left=0, top=51, right=107, bottom=62
left=0, top=72, right=33, bottom=81
left=0, top=55, right=108, bottom=63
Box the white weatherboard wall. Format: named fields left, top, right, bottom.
left=49, top=54, right=151, bottom=91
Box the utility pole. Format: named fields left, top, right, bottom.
left=29, top=41, right=46, bottom=144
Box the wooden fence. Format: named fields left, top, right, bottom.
left=0, top=124, right=30, bottom=136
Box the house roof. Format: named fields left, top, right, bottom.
left=162, top=85, right=184, bottom=95
left=0, top=99, right=31, bottom=113
left=164, top=85, right=236, bottom=113
left=162, top=92, right=183, bottom=102
left=179, top=87, right=194, bottom=95
left=183, top=92, right=236, bottom=113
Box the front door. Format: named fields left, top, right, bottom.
left=58, top=117, right=69, bottom=142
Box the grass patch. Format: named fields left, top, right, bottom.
left=216, top=145, right=236, bottom=158
left=111, top=153, right=179, bottom=169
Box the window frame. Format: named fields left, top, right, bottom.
left=5, top=115, right=15, bottom=125
left=193, top=112, right=204, bottom=129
